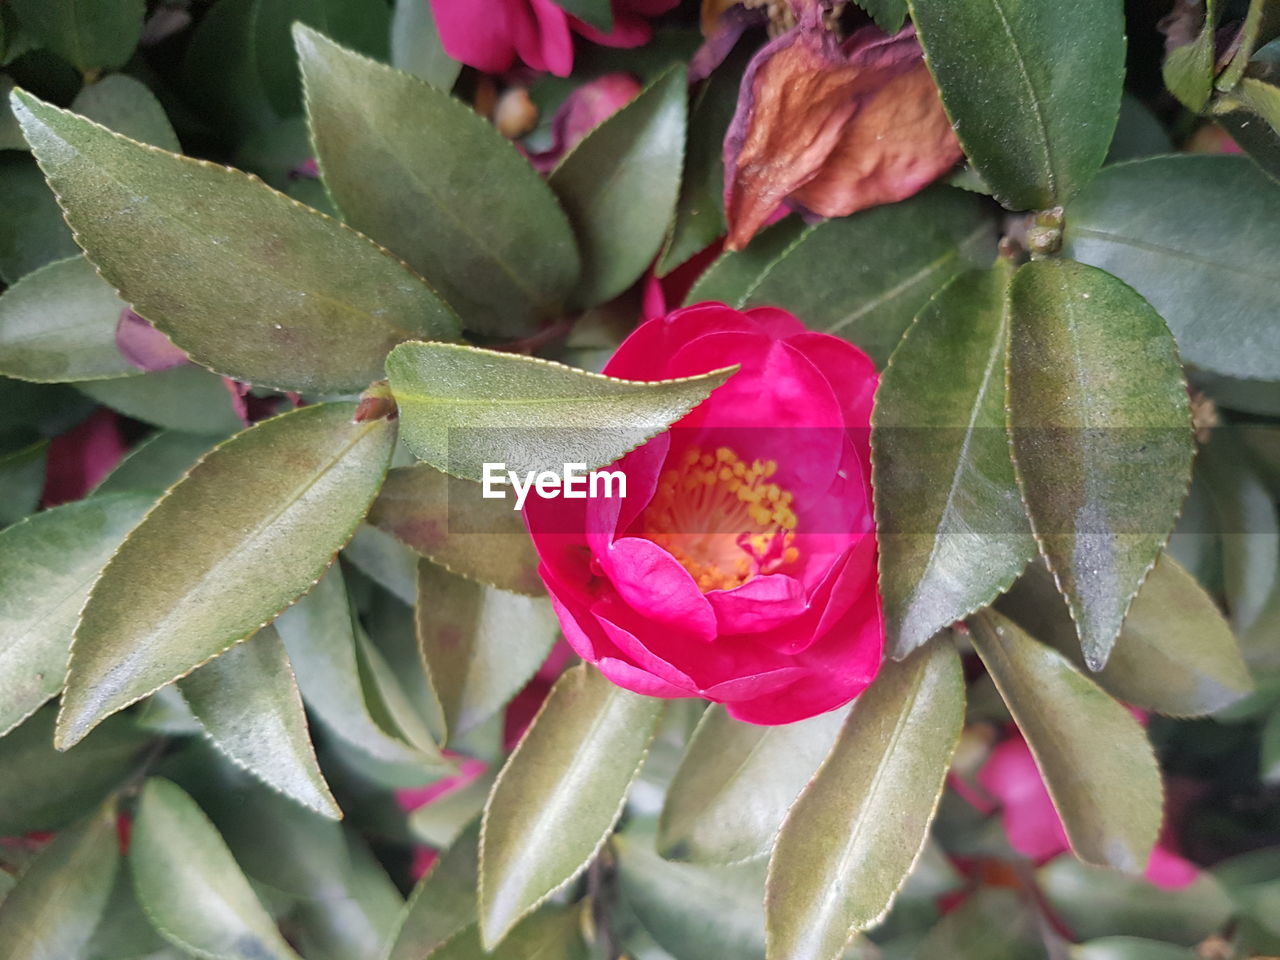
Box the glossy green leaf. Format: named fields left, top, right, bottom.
left=388, top=824, right=480, bottom=960
left=1162, top=0, right=1217, bottom=111
left=296, top=26, right=579, bottom=337
left=554, top=0, right=612, bottom=31
left=77, top=365, right=245, bottom=435
left=1072, top=939, right=1198, bottom=960
left=1063, top=155, right=1280, bottom=380
left=430, top=907, right=588, bottom=960
left=343, top=524, right=419, bottom=605
left=683, top=218, right=808, bottom=307
left=1217, top=90, right=1280, bottom=183
left=0, top=492, right=152, bottom=737
left=11, top=89, right=460, bottom=393
left=911, top=888, right=1044, bottom=960
left=368, top=464, right=542, bottom=595
left=0, top=155, right=77, bottom=283
left=179, top=625, right=339, bottom=819
left=386, top=341, right=735, bottom=482
left=479, top=663, right=664, bottom=947
left=390, top=0, right=460, bottom=89
left=1107, top=94, right=1173, bottom=163
left=0, top=255, right=136, bottom=383
left=0, top=802, right=120, bottom=959
left=657, top=43, right=748, bottom=275
left=657, top=704, right=845, bottom=865
left=94, top=430, right=229, bottom=495
left=0, top=705, right=150, bottom=835
left=70, top=74, right=180, bottom=151
left=742, top=187, right=996, bottom=364
left=58, top=403, right=396, bottom=748
left=854, top=0, right=908, bottom=33
left=764, top=640, right=965, bottom=960
left=8, top=0, right=144, bottom=71
left=0, top=441, right=46, bottom=526
left=908, top=0, right=1125, bottom=209
left=1007, top=258, right=1193, bottom=669
left=1039, top=857, right=1233, bottom=945
left=998, top=554, right=1253, bottom=717
left=549, top=65, right=687, bottom=308
left=132, top=777, right=301, bottom=960
left=277, top=564, right=448, bottom=773
left=873, top=263, right=1034, bottom=657
left=969, top=609, right=1162, bottom=874
left=417, top=560, right=559, bottom=742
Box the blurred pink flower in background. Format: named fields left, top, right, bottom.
left=977, top=734, right=1198, bottom=890
left=41, top=410, right=126, bottom=507
left=430, top=0, right=680, bottom=77
left=528, top=72, right=642, bottom=172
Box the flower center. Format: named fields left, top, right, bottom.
left=640, top=446, right=800, bottom=592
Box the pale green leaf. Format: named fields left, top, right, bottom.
left=94, top=430, right=230, bottom=495
left=1007, top=258, right=1193, bottom=669
left=11, top=89, right=460, bottom=393
left=969, top=609, right=1162, bottom=874
left=387, top=823, right=480, bottom=960
left=0, top=255, right=136, bottom=383
left=1163, top=0, right=1217, bottom=112
left=550, top=66, right=687, bottom=308
left=179, top=624, right=339, bottom=819
left=1072, top=938, right=1199, bottom=960
left=873, top=263, right=1034, bottom=657
left=58, top=403, right=396, bottom=748
left=70, top=74, right=180, bottom=151
left=764, top=640, right=965, bottom=960
left=8, top=0, right=144, bottom=71
left=390, top=0, right=460, bottom=89
left=131, top=777, right=301, bottom=960
left=657, top=704, right=845, bottom=865
left=0, top=492, right=152, bottom=737
left=77, top=365, right=245, bottom=436
left=386, top=341, right=735, bottom=482
left=296, top=25, right=579, bottom=337
left=479, top=663, right=664, bottom=947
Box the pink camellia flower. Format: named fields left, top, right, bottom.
left=429, top=0, right=679, bottom=78
left=528, top=72, right=642, bottom=172
left=523, top=302, right=883, bottom=724
left=977, top=734, right=1198, bottom=890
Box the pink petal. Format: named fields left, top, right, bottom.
left=116, top=308, right=188, bottom=372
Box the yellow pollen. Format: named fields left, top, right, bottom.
left=641, top=445, right=800, bottom=592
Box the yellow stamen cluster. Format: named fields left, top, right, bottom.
left=642, top=446, right=800, bottom=592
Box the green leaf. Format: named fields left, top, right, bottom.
left=0, top=802, right=120, bottom=959
left=296, top=25, right=579, bottom=338
left=1213, top=847, right=1280, bottom=938
left=386, top=341, right=735, bottom=482
left=741, top=187, right=997, bottom=364
left=8, top=0, right=144, bottom=72
left=911, top=888, right=1045, bottom=960
left=77, top=365, right=246, bottom=435
left=58, top=403, right=396, bottom=748
left=390, top=0, right=460, bottom=89
left=1007, top=258, right=1193, bottom=669
left=907, top=0, right=1125, bottom=210
left=0, top=441, right=46, bottom=526
left=70, top=74, right=180, bottom=151
left=657, top=42, right=749, bottom=275
left=853, top=0, right=908, bottom=32
left=387, top=823, right=480, bottom=960
left=1162, top=0, right=1217, bottom=112
left=1062, top=155, right=1280, bottom=380
left=0, top=705, right=150, bottom=835
left=998, top=554, right=1253, bottom=717
left=131, top=777, right=301, bottom=960
left=764, top=640, right=965, bottom=960
left=343, top=524, right=420, bottom=605
left=1217, top=91, right=1280, bottom=183
left=94, top=430, right=230, bottom=495
left=1039, top=857, right=1233, bottom=945
left=479, top=663, right=664, bottom=947
left=1107, top=94, right=1173, bottom=164
left=549, top=65, right=687, bottom=308
left=872, top=263, right=1035, bottom=657
left=683, top=218, right=808, bottom=307
left=1071, top=938, right=1199, bottom=960
left=969, top=609, right=1162, bottom=874
left=0, top=155, right=78, bottom=283
left=656, top=705, right=845, bottom=865
left=1263, top=709, right=1280, bottom=784
left=277, top=564, right=448, bottom=774
left=0, top=492, right=153, bottom=736
left=417, top=560, right=559, bottom=743
left=368, top=464, right=543, bottom=595
left=10, top=89, right=460, bottom=393
left=179, top=625, right=340, bottom=819
left=428, top=907, right=589, bottom=960
left=0, top=255, right=136, bottom=383
left=554, top=0, right=613, bottom=31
